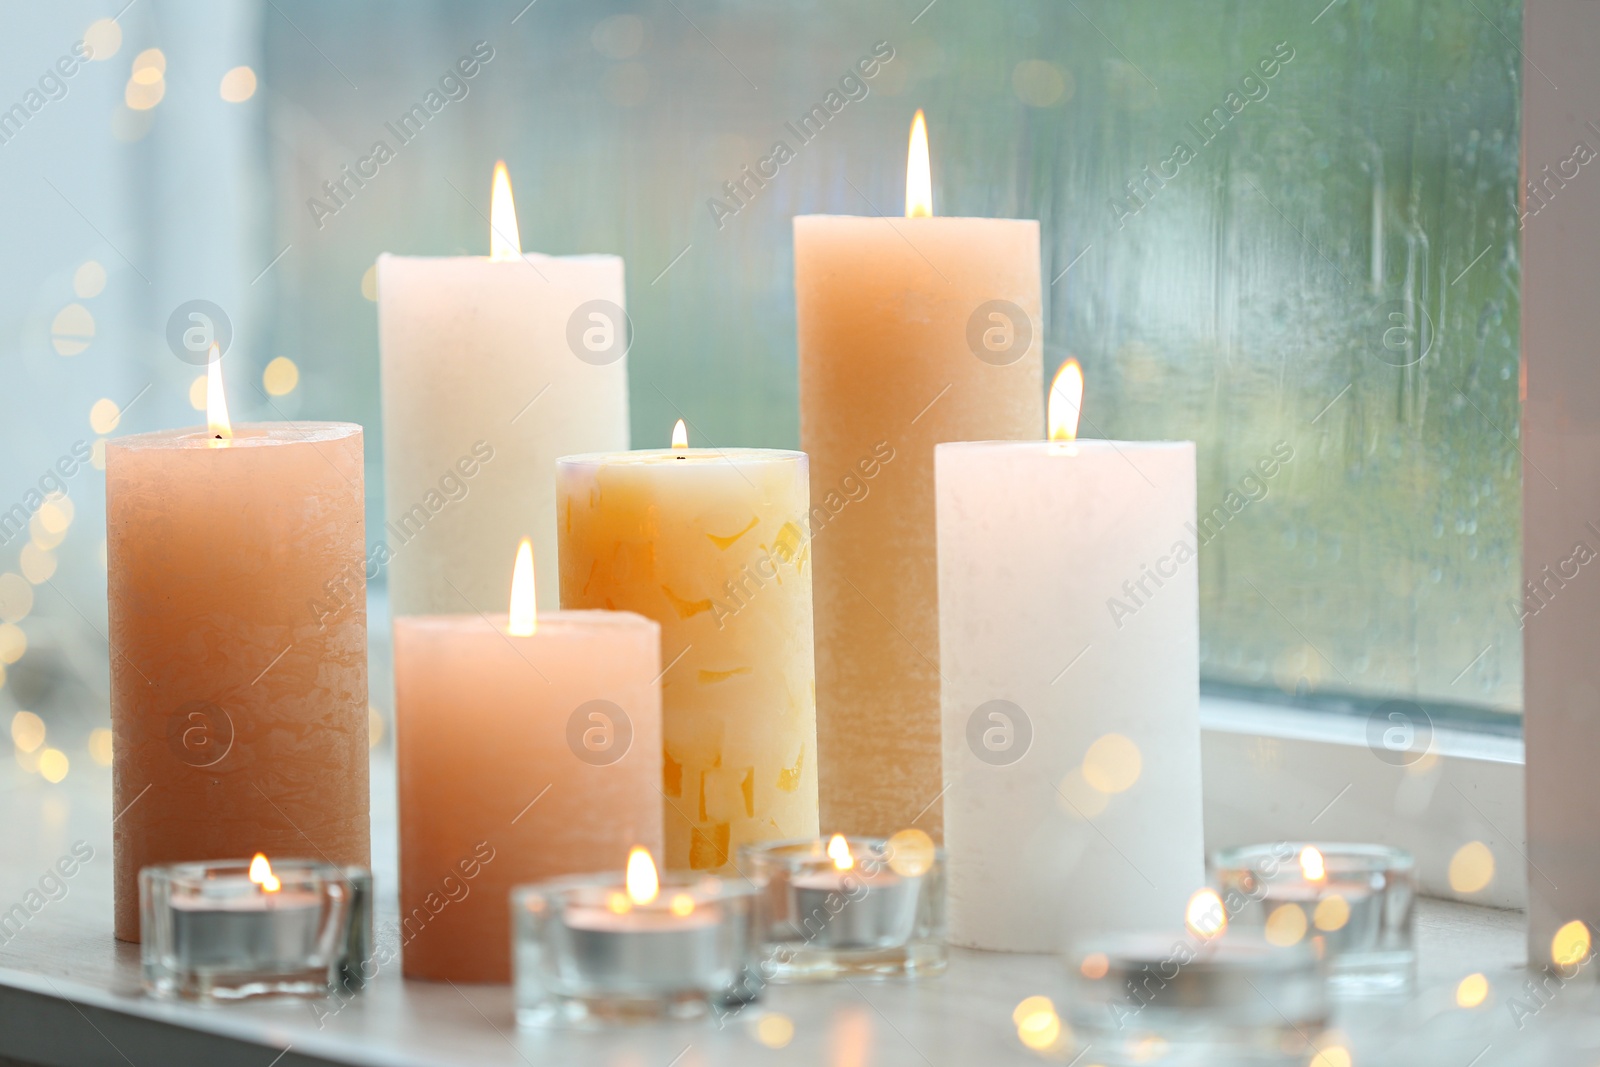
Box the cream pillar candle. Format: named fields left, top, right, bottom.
left=934, top=368, right=1203, bottom=952
left=378, top=162, right=628, bottom=614
left=795, top=112, right=1041, bottom=839
left=557, top=430, right=818, bottom=872
left=107, top=363, right=369, bottom=942
left=395, top=541, right=662, bottom=983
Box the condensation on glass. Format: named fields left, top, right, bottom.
left=252, top=0, right=1522, bottom=717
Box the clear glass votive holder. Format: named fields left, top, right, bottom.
left=739, top=833, right=946, bottom=982
left=140, top=858, right=357, bottom=1001
left=338, top=866, right=374, bottom=989
left=1212, top=842, right=1416, bottom=995
left=1063, top=932, right=1331, bottom=1066
left=513, top=872, right=759, bottom=1027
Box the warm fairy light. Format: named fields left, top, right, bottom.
left=507, top=537, right=537, bottom=637
left=1300, top=845, right=1327, bottom=884
left=1048, top=359, right=1084, bottom=443
left=1553, top=919, right=1592, bottom=970
left=1185, top=887, right=1227, bottom=940
left=626, top=846, right=659, bottom=905
left=669, top=893, right=696, bottom=917
left=206, top=347, right=232, bottom=440
left=249, top=853, right=281, bottom=893
left=905, top=109, right=932, bottom=218
left=671, top=418, right=689, bottom=451
left=828, top=834, right=854, bottom=872
left=1455, top=973, right=1489, bottom=1008
left=489, top=160, right=522, bottom=261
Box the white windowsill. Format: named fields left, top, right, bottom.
left=1198, top=693, right=1527, bottom=910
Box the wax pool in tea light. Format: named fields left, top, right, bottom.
left=935, top=362, right=1203, bottom=952
left=557, top=423, right=818, bottom=871
left=379, top=161, right=629, bottom=614
left=395, top=540, right=662, bottom=983
left=796, top=111, right=1042, bottom=840
left=108, top=359, right=369, bottom=942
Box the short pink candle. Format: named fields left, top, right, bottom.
left=395, top=545, right=664, bottom=983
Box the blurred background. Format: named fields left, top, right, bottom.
left=0, top=0, right=1523, bottom=787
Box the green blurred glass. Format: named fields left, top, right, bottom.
left=264, top=0, right=1521, bottom=720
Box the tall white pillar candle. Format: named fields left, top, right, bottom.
left=378, top=164, right=628, bottom=613
left=935, top=437, right=1203, bottom=951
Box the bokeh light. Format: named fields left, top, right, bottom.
left=11, top=711, right=46, bottom=753
left=1448, top=841, right=1495, bottom=894
left=220, top=65, right=257, bottom=102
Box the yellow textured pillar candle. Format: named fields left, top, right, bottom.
left=794, top=112, right=1043, bottom=839
left=107, top=420, right=370, bottom=942
left=557, top=438, right=817, bottom=871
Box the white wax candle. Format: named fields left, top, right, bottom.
left=378, top=223, right=628, bottom=614
left=935, top=439, right=1203, bottom=952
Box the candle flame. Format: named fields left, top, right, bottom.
left=507, top=537, right=537, bottom=637
left=206, top=347, right=232, bottom=440
left=249, top=853, right=281, bottom=893
left=1185, top=887, right=1227, bottom=940
left=1048, top=359, right=1084, bottom=443
left=828, top=833, right=854, bottom=872
left=1299, top=845, right=1327, bottom=884
left=905, top=109, right=932, bottom=218
left=671, top=418, right=688, bottom=450
left=626, top=846, right=659, bottom=905
left=489, top=160, right=522, bottom=261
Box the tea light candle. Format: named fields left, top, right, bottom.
left=556, top=423, right=818, bottom=872
left=1062, top=932, right=1330, bottom=1063
left=141, top=855, right=360, bottom=1001
left=1211, top=843, right=1416, bottom=994
left=513, top=847, right=759, bottom=1026
left=741, top=832, right=946, bottom=980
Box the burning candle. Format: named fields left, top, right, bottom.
left=741, top=832, right=946, bottom=980
left=796, top=111, right=1043, bottom=840
left=934, top=363, right=1203, bottom=952
left=1211, top=843, right=1416, bottom=994
left=140, top=854, right=361, bottom=1001
left=513, top=846, right=760, bottom=1025
left=556, top=424, right=818, bottom=872
left=108, top=358, right=369, bottom=942
left=379, top=161, right=629, bottom=615
left=394, top=539, right=663, bottom=983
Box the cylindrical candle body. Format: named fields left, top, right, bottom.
left=795, top=215, right=1042, bottom=840
left=394, top=610, right=662, bottom=983
left=935, top=440, right=1203, bottom=951
left=557, top=449, right=818, bottom=871
left=378, top=253, right=628, bottom=614
left=108, top=423, right=370, bottom=943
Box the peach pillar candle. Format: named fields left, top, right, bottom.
left=107, top=403, right=369, bottom=942
left=557, top=427, right=818, bottom=872
left=794, top=111, right=1042, bottom=839
left=378, top=162, right=629, bottom=616
left=395, top=541, right=663, bottom=982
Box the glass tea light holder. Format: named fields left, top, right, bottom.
left=1062, top=927, right=1332, bottom=1067
left=740, top=831, right=946, bottom=981
left=1212, top=842, right=1416, bottom=995
left=140, top=854, right=359, bottom=1001
left=513, top=847, right=759, bottom=1027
